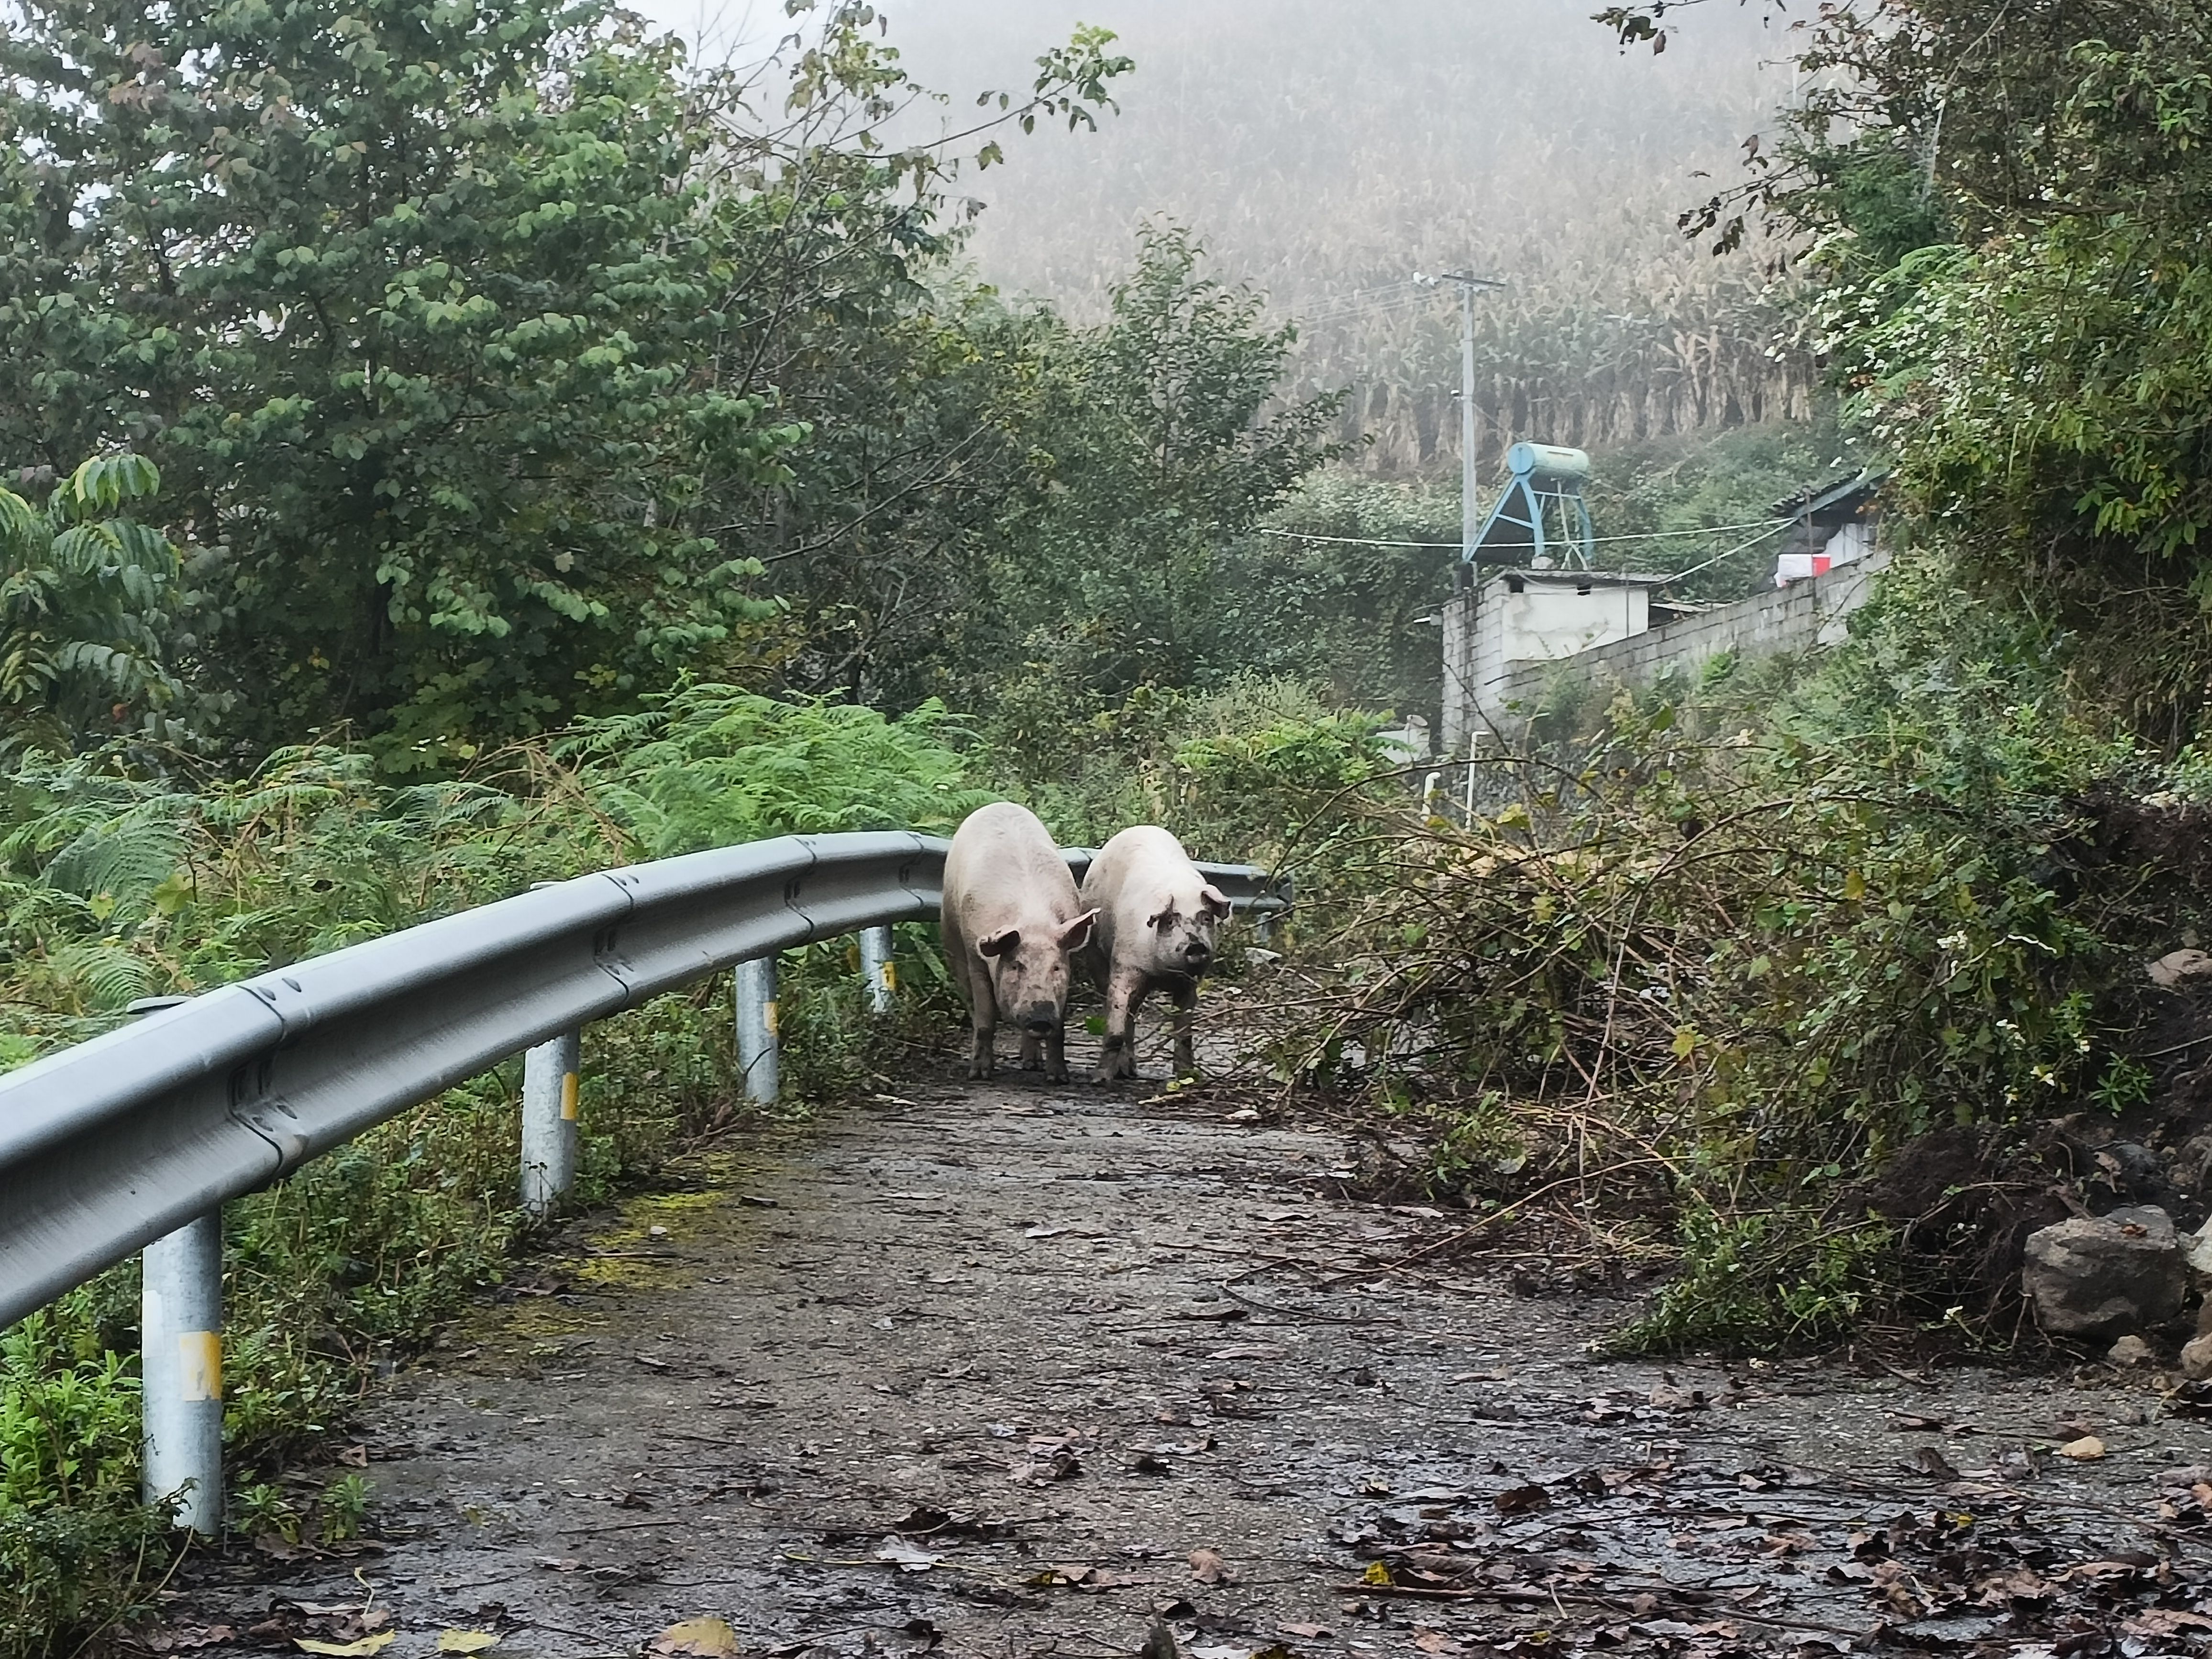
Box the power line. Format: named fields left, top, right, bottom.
left=1260, top=517, right=1791, bottom=552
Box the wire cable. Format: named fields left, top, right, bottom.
left=1259, top=517, right=1792, bottom=553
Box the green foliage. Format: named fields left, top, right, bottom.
left=0, top=1309, right=164, bottom=1656
left=0, top=685, right=993, bottom=1655
left=557, top=684, right=995, bottom=857
left=1623, top=1205, right=1897, bottom=1354
left=0, top=0, right=811, bottom=761
left=0, top=0, right=1131, bottom=764
left=1664, top=0, right=2212, bottom=738
left=0, top=455, right=184, bottom=757
left=987, top=674, right=1396, bottom=888
left=1266, top=552, right=2166, bottom=1349
left=980, top=225, right=1347, bottom=706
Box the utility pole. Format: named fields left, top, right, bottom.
left=1419, top=270, right=1504, bottom=775
left=1436, top=271, right=1507, bottom=560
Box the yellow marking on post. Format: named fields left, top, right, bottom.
left=179, top=1332, right=222, bottom=1402
left=881, top=962, right=897, bottom=993
left=560, top=1071, right=580, bottom=1122
left=764, top=1000, right=779, bottom=1037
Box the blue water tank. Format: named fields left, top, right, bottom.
left=1506, top=442, right=1591, bottom=482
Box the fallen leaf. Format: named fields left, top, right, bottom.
left=874, top=1536, right=943, bottom=1572
left=436, top=1634, right=499, bottom=1655
left=1493, top=1483, right=1551, bottom=1515
left=2124, top=1609, right=2212, bottom=1637
left=534, top=1556, right=582, bottom=1572
left=1277, top=1626, right=1332, bottom=1641
left=1189, top=1546, right=1230, bottom=1584
left=2058, top=1435, right=2106, bottom=1460
left=336, top=1445, right=369, bottom=1468
left=294, top=1637, right=394, bottom=1658
left=649, top=1618, right=741, bottom=1659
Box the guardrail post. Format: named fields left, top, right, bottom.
left=859, top=925, right=895, bottom=1016
left=520, top=1029, right=582, bottom=1217
left=142, top=1212, right=223, bottom=1536
left=736, top=956, right=779, bottom=1105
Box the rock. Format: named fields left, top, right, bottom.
left=2198, top=1293, right=2212, bottom=1337
left=2109, top=1334, right=2155, bottom=1366
left=2177, top=1133, right=2212, bottom=1195
left=2186, top=1333, right=2212, bottom=1382
left=2149, top=949, right=2212, bottom=987
left=2187, top=1220, right=2212, bottom=1286
left=2021, top=1206, right=2187, bottom=1338
left=2058, top=1435, right=2107, bottom=1460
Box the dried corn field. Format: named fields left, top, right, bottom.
left=892, top=0, right=1816, bottom=474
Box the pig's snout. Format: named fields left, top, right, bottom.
left=1021, top=1006, right=1059, bottom=1036
left=1183, top=940, right=1214, bottom=969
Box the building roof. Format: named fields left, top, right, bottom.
left=1771, top=469, right=1888, bottom=521
left=1483, top=567, right=1669, bottom=588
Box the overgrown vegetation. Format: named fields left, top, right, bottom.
left=1254, top=551, right=2189, bottom=1350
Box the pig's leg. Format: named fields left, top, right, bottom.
left=1093, top=971, right=1143, bottom=1084
left=1171, top=979, right=1199, bottom=1077
left=967, top=982, right=998, bottom=1081
left=1044, top=1018, right=1070, bottom=1084
left=1019, top=1029, right=1043, bottom=1071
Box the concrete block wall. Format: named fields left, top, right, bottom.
left=1442, top=553, right=1888, bottom=747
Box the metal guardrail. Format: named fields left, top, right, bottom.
left=0, top=830, right=1286, bottom=1531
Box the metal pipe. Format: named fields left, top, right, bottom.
left=142, top=1212, right=222, bottom=1535
left=859, top=925, right=895, bottom=1016
left=736, top=955, right=779, bottom=1105
left=520, top=1029, right=582, bottom=1217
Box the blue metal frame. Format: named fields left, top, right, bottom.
left=1469, top=442, right=1597, bottom=570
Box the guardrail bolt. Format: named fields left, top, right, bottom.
left=859, top=925, right=896, bottom=1016
left=737, top=956, right=779, bottom=1105
left=521, top=1029, right=583, bottom=1217
left=142, top=1212, right=223, bottom=1536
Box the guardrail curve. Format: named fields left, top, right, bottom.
left=0, top=828, right=1286, bottom=1535
left=0, top=831, right=1285, bottom=1332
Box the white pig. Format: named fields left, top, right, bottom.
left=1079, top=826, right=1232, bottom=1083
left=941, top=802, right=1098, bottom=1083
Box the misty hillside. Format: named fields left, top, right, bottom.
left=886, top=0, right=1813, bottom=474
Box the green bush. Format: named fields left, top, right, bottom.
left=1255, top=551, right=2172, bottom=1350
left=0, top=685, right=995, bottom=1657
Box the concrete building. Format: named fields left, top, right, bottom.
left=1440, top=568, right=1663, bottom=753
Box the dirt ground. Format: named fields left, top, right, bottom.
left=157, top=1033, right=2212, bottom=1659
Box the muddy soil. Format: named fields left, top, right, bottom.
left=160, top=1039, right=2212, bottom=1659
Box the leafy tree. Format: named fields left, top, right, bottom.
left=1605, top=1, right=2212, bottom=734
left=981, top=224, right=1347, bottom=727
left=0, top=0, right=1129, bottom=765
left=0, top=456, right=184, bottom=757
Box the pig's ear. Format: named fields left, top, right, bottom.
left=978, top=927, right=1019, bottom=958
left=1145, top=892, right=1181, bottom=930
left=1057, top=908, right=1099, bottom=952
left=1198, top=884, right=1232, bottom=919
